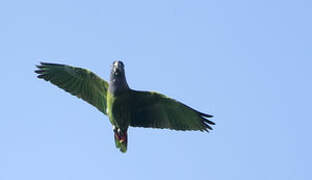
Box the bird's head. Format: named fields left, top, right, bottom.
left=111, top=60, right=125, bottom=77
left=109, top=60, right=129, bottom=95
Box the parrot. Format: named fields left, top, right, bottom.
left=35, top=61, right=214, bottom=153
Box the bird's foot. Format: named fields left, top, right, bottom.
left=114, top=128, right=127, bottom=143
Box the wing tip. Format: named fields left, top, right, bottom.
left=34, top=70, right=44, bottom=74
left=35, top=64, right=47, bottom=79
left=201, top=114, right=215, bottom=132
left=40, top=62, right=65, bottom=66
left=204, top=119, right=215, bottom=125
left=200, top=112, right=213, bottom=118
left=35, top=62, right=64, bottom=79
left=35, top=62, right=65, bottom=70
left=202, top=122, right=213, bottom=131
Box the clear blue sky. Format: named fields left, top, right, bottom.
left=0, top=0, right=311, bottom=179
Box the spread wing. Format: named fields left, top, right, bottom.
left=130, top=91, right=214, bottom=132
left=35, top=62, right=109, bottom=115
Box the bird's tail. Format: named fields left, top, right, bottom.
left=114, top=129, right=128, bottom=153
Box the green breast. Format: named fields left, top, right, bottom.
left=107, top=91, right=132, bottom=129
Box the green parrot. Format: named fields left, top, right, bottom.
left=35, top=61, right=214, bottom=153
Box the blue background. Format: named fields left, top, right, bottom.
left=0, top=0, right=311, bottom=179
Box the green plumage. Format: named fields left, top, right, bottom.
left=129, top=91, right=214, bottom=131
left=35, top=62, right=108, bottom=115
left=35, top=61, right=214, bottom=153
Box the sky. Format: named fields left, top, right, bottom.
left=0, top=0, right=311, bottom=179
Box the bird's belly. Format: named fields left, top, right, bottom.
left=111, top=106, right=130, bottom=130
left=109, top=97, right=131, bottom=130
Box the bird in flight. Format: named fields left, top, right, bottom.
left=35, top=61, right=214, bottom=153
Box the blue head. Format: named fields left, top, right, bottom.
left=109, top=61, right=129, bottom=95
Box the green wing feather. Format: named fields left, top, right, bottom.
left=35, top=62, right=109, bottom=115
left=130, top=91, right=214, bottom=132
